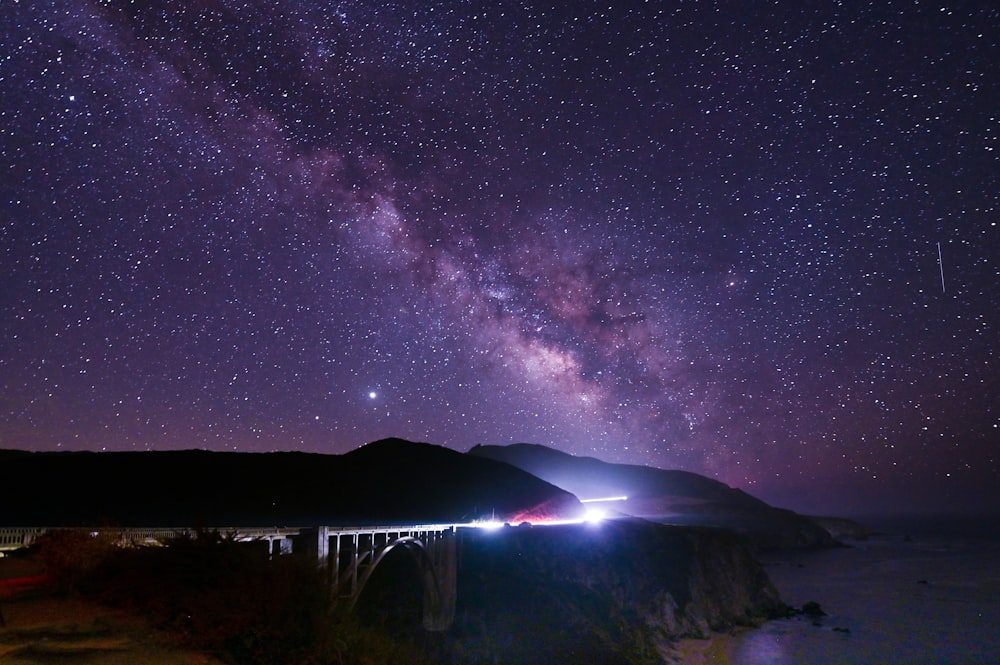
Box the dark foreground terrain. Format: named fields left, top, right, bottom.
left=2, top=519, right=786, bottom=665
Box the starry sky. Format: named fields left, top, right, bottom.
left=2, top=1, right=997, bottom=516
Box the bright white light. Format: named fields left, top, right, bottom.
left=584, top=508, right=606, bottom=523
left=470, top=520, right=505, bottom=531
left=580, top=495, right=627, bottom=503
left=368, top=391, right=377, bottom=399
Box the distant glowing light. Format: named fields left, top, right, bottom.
left=470, top=519, right=505, bottom=531
left=584, top=508, right=606, bottom=523
left=368, top=391, right=377, bottom=399
left=579, top=495, right=628, bottom=503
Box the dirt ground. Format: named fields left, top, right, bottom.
left=0, top=553, right=228, bottom=665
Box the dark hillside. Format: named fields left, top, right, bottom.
left=340, top=438, right=580, bottom=523
left=468, top=443, right=835, bottom=549
left=1, top=439, right=582, bottom=527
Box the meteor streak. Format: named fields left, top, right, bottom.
left=937, top=242, right=946, bottom=294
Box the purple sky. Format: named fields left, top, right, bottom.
left=2, top=1, right=997, bottom=516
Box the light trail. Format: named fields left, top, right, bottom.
left=579, top=495, right=628, bottom=503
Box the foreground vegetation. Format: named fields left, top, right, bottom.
left=25, top=530, right=435, bottom=665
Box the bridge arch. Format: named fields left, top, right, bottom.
left=351, top=537, right=445, bottom=629
left=351, top=537, right=438, bottom=609
left=323, top=526, right=457, bottom=631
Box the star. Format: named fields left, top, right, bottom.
left=0, top=0, right=995, bottom=516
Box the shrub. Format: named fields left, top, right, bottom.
left=33, top=528, right=118, bottom=594
left=53, top=530, right=441, bottom=665
left=80, top=531, right=328, bottom=664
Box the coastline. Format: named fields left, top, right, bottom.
left=668, top=515, right=1000, bottom=665
left=682, top=516, right=1000, bottom=665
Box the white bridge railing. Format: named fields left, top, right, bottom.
left=0, top=527, right=47, bottom=551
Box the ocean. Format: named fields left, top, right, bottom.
left=726, top=515, right=1000, bottom=665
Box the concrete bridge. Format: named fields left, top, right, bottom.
left=1, top=523, right=462, bottom=630
left=314, top=525, right=457, bottom=630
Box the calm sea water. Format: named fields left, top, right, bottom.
left=728, top=515, right=1000, bottom=665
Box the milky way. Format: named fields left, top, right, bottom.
left=2, top=1, right=997, bottom=515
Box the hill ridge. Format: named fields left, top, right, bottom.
left=468, top=442, right=836, bottom=549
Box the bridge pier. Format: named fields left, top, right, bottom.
left=315, top=526, right=329, bottom=562
left=421, top=528, right=457, bottom=631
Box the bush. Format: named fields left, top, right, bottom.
left=33, top=529, right=118, bottom=594
left=78, top=531, right=436, bottom=665
left=78, top=531, right=321, bottom=664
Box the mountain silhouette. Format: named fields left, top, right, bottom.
left=468, top=443, right=835, bottom=549
left=1, top=439, right=582, bottom=527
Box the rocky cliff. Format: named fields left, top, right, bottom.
left=440, top=519, right=786, bottom=665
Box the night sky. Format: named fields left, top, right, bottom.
left=2, top=1, right=997, bottom=516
